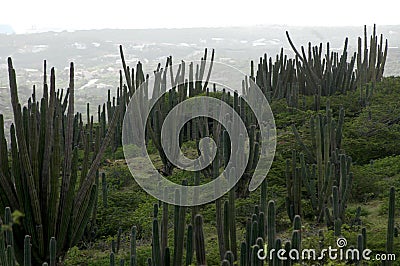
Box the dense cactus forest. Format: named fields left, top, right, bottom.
left=0, top=25, right=399, bottom=265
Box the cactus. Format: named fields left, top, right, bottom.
left=285, top=151, right=302, bottom=222
left=164, top=247, right=170, bottom=266
left=334, top=218, right=342, bottom=237
left=293, top=215, right=301, bottom=241
left=130, top=226, right=137, bottom=266
left=221, top=259, right=230, bottom=266
left=161, top=188, right=169, bottom=262
left=110, top=252, right=115, bottom=266
left=185, top=224, right=193, bottom=266
left=291, top=106, right=352, bottom=223
left=223, top=201, right=231, bottom=256
left=240, top=242, right=247, bottom=266
left=250, top=245, right=259, bottom=266
left=228, top=168, right=237, bottom=259
left=224, top=250, right=234, bottom=265
left=357, top=234, right=363, bottom=265
left=152, top=218, right=161, bottom=266
left=120, top=47, right=215, bottom=176
left=283, top=241, right=291, bottom=266
left=291, top=230, right=301, bottom=263
left=102, top=172, right=108, bottom=208
left=172, top=181, right=188, bottom=266
left=267, top=201, right=276, bottom=266
left=3, top=58, right=120, bottom=264
left=49, top=237, right=56, bottom=266
left=24, top=236, right=31, bottom=266
left=117, top=227, right=122, bottom=254
left=194, top=215, right=206, bottom=266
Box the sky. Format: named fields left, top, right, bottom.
left=1, top=0, right=399, bottom=33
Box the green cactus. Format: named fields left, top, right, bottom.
left=164, top=247, right=170, bottom=266
left=293, top=215, right=301, bottom=240
left=291, top=230, right=301, bottom=263
left=152, top=218, right=161, bottom=266
left=221, top=259, right=230, bottom=266
left=274, top=238, right=282, bottom=266
left=283, top=241, right=291, bottom=266
left=240, top=242, right=247, bottom=266
left=110, top=252, right=115, bottom=266
left=185, top=224, right=193, bottom=266
left=223, top=201, right=231, bottom=255
left=24, top=236, right=31, bottom=266
left=49, top=237, right=56, bottom=266
left=334, top=218, right=342, bottom=237
left=228, top=167, right=237, bottom=259
left=194, top=215, right=206, bottom=266
left=102, top=173, right=108, bottom=208
left=130, top=226, right=137, bottom=266
left=3, top=58, right=120, bottom=264
left=224, top=250, right=234, bottom=265
left=250, top=245, right=259, bottom=266
left=292, top=106, right=352, bottom=223
left=161, top=188, right=169, bottom=262
left=267, top=201, right=276, bottom=266
left=172, top=181, right=188, bottom=266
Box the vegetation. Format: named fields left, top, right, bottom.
left=0, top=25, right=399, bottom=265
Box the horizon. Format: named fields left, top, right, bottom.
left=2, top=23, right=400, bottom=36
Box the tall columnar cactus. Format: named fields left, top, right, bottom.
left=164, top=247, right=170, bottom=266
left=102, top=172, right=108, bottom=208
left=24, top=236, right=31, bottom=266
left=2, top=58, right=120, bottom=264
left=1, top=209, right=59, bottom=266
left=49, top=237, right=56, bottom=266
left=194, top=215, right=206, bottom=266
left=130, top=226, right=137, bottom=266
left=1, top=208, right=15, bottom=266
left=356, top=233, right=364, bottom=265
left=285, top=151, right=302, bottom=222
left=228, top=168, right=237, bottom=259
left=223, top=201, right=231, bottom=256
left=291, top=230, right=301, bottom=263
left=185, top=224, right=193, bottom=266
left=240, top=242, right=247, bottom=266
left=120, top=46, right=215, bottom=176
left=293, top=215, right=302, bottom=241
left=110, top=252, right=115, bottom=266
left=253, top=25, right=387, bottom=108
left=267, top=201, right=276, bottom=266
left=356, top=24, right=388, bottom=86
left=152, top=217, right=161, bottom=266
left=172, top=180, right=188, bottom=266
left=161, top=188, right=169, bottom=262
left=291, top=106, right=352, bottom=223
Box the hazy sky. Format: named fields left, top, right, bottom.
left=2, top=0, right=399, bottom=33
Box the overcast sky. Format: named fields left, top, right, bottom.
left=2, top=0, right=399, bottom=33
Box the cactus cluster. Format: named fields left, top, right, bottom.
left=252, top=25, right=388, bottom=109
left=289, top=104, right=353, bottom=225
left=0, top=58, right=120, bottom=264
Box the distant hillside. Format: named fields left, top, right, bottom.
left=0, top=24, right=14, bottom=34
